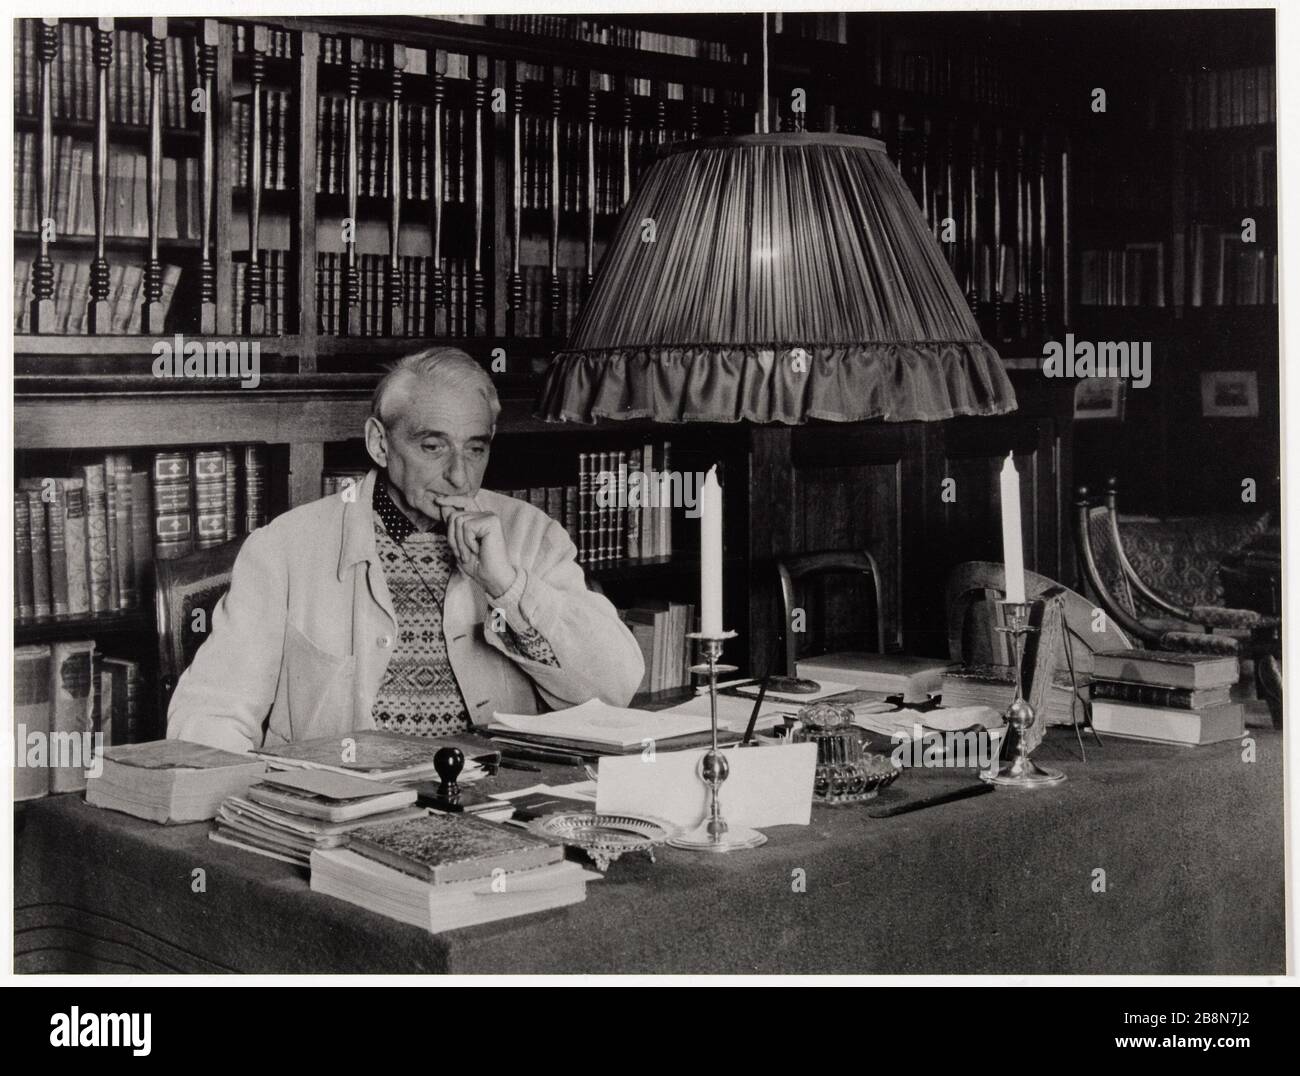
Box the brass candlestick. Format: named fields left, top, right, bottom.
left=667, top=631, right=767, bottom=853
left=982, top=600, right=1066, bottom=788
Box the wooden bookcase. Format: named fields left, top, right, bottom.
left=15, top=13, right=1089, bottom=736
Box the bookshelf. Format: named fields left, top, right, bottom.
left=15, top=12, right=1094, bottom=745
left=1065, top=9, right=1277, bottom=517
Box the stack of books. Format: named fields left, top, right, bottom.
left=940, top=664, right=1082, bottom=726
left=85, top=740, right=267, bottom=823
left=12, top=260, right=182, bottom=335
left=210, top=769, right=424, bottom=867
left=484, top=699, right=723, bottom=764
left=1089, top=649, right=1243, bottom=746
left=310, top=811, right=598, bottom=933
left=620, top=599, right=696, bottom=694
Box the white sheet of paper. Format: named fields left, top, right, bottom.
left=596, top=743, right=817, bottom=830
left=490, top=698, right=713, bottom=748
left=656, top=693, right=793, bottom=734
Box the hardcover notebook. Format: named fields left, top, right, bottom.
left=253, top=731, right=498, bottom=783
left=1092, top=650, right=1239, bottom=690
left=248, top=769, right=418, bottom=822
left=346, top=811, right=563, bottom=885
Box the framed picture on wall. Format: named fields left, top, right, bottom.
left=1073, top=378, right=1126, bottom=420
left=1201, top=371, right=1259, bottom=417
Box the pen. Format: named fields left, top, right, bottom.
left=742, top=672, right=770, bottom=746
left=498, top=758, right=542, bottom=773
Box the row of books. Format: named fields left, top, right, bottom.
left=619, top=600, right=697, bottom=694
left=15, top=643, right=145, bottom=801
left=233, top=92, right=294, bottom=191
left=518, top=118, right=666, bottom=216
left=15, top=23, right=195, bottom=129
left=152, top=446, right=268, bottom=559
left=12, top=260, right=181, bottom=335
left=774, top=12, right=850, bottom=44
left=1188, top=143, right=1276, bottom=211
left=15, top=134, right=203, bottom=239
left=15, top=446, right=267, bottom=622
left=234, top=25, right=295, bottom=58
left=513, top=266, right=589, bottom=339
left=1189, top=228, right=1278, bottom=308
left=232, top=250, right=293, bottom=335
left=493, top=15, right=749, bottom=64
left=574, top=445, right=676, bottom=565
left=1079, top=245, right=1166, bottom=308
left=319, top=34, right=476, bottom=80
left=315, top=254, right=483, bottom=338
left=1183, top=66, right=1275, bottom=131
left=885, top=45, right=1026, bottom=112
left=314, top=96, right=470, bottom=202
left=1089, top=649, right=1243, bottom=746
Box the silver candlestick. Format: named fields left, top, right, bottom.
left=667, top=630, right=767, bottom=853
left=982, top=600, right=1066, bottom=788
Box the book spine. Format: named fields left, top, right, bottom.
left=112, top=454, right=135, bottom=608
left=63, top=480, right=90, bottom=615
left=152, top=450, right=194, bottom=559
left=81, top=464, right=113, bottom=613
left=15, top=645, right=53, bottom=801
left=1089, top=679, right=1220, bottom=710
left=25, top=488, right=51, bottom=618
left=640, top=443, right=655, bottom=558
left=102, top=453, right=121, bottom=608
left=193, top=448, right=227, bottom=549
left=576, top=452, right=590, bottom=565
left=244, top=444, right=266, bottom=531
left=130, top=470, right=152, bottom=593
left=616, top=450, right=629, bottom=561
left=44, top=482, right=70, bottom=617
left=49, top=640, right=96, bottom=794
left=15, top=491, right=34, bottom=620
left=224, top=445, right=240, bottom=540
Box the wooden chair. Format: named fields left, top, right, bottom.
left=1072, top=482, right=1275, bottom=656
left=154, top=537, right=246, bottom=710
left=777, top=550, right=886, bottom=678
left=944, top=560, right=1131, bottom=677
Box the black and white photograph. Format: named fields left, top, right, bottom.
left=3, top=0, right=1294, bottom=1023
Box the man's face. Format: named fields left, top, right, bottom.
left=367, top=376, right=493, bottom=522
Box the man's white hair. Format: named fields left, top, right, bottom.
left=371, top=347, right=501, bottom=428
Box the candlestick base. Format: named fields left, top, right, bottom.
left=668, top=817, right=768, bottom=853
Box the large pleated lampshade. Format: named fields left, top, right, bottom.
left=537, top=132, right=1017, bottom=424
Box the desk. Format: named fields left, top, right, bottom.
left=14, top=731, right=1285, bottom=974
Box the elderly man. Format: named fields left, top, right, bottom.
left=168, top=347, right=645, bottom=752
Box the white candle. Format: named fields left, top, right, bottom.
left=700, top=466, right=724, bottom=636
left=999, top=453, right=1026, bottom=604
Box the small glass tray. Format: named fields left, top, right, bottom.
left=526, top=812, right=677, bottom=871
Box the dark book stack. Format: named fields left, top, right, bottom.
left=494, top=15, right=748, bottom=62
left=1183, top=65, right=1275, bottom=130
left=16, top=23, right=194, bottom=128
left=15, top=135, right=201, bottom=239
left=1089, top=650, right=1244, bottom=746
left=1080, top=245, right=1166, bottom=307
left=1189, top=226, right=1278, bottom=307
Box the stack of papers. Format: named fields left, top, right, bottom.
left=252, top=730, right=496, bottom=784
left=486, top=699, right=721, bottom=757
left=209, top=769, right=424, bottom=867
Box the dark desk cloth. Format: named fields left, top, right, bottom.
left=14, top=731, right=1285, bottom=974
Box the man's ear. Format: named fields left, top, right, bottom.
left=364, top=416, right=388, bottom=469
